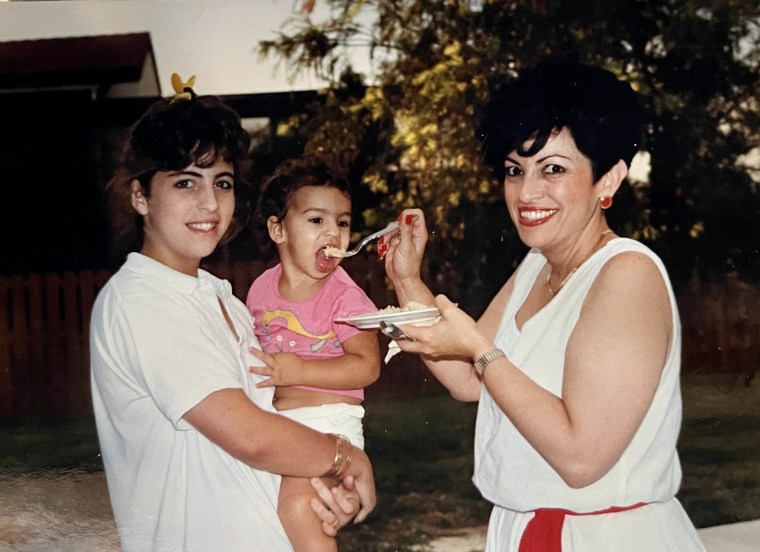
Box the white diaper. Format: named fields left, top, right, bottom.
left=278, top=403, right=365, bottom=449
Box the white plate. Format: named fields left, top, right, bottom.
left=336, top=307, right=440, bottom=329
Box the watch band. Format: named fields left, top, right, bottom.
left=474, top=347, right=506, bottom=377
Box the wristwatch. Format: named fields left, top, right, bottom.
left=473, top=348, right=506, bottom=377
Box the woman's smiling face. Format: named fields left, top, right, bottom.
left=502, top=127, right=601, bottom=253
left=133, top=158, right=236, bottom=275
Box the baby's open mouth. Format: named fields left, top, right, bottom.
left=315, top=247, right=340, bottom=272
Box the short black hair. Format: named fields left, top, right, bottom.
left=481, top=58, right=644, bottom=182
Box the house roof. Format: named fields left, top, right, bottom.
left=0, top=32, right=155, bottom=90
left=0, top=31, right=328, bottom=121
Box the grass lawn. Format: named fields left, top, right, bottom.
left=0, top=371, right=757, bottom=551
left=678, top=372, right=760, bottom=529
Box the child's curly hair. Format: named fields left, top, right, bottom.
left=253, top=155, right=353, bottom=259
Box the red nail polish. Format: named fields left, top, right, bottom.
left=405, top=214, right=414, bottom=225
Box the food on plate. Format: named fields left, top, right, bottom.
left=377, top=301, right=431, bottom=313
left=375, top=301, right=440, bottom=328
left=335, top=301, right=439, bottom=329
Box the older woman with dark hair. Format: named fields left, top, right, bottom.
left=379, top=59, right=705, bottom=551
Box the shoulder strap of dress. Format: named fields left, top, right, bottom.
left=598, top=238, right=669, bottom=280
left=585, top=238, right=678, bottom=325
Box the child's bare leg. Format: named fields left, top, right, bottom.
left=279, top=475, right=338, bottom=552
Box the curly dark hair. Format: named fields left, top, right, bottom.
left=481, top=58, right=644, bottom=182
left=253, top=155, right=352, bottom=259
left=106, top=95, right=252, bottom=262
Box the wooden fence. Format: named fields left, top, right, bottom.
left=0, top=260, right=757, bottom=417
left=0, top=255, right=395, bottom=417
left=678, top=274, right=760, bottom=385
left=0, top=270, right=111, bottom=417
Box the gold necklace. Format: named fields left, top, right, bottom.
left=546, top=229, right=614, bottom=297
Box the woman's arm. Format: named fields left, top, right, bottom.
left=184, top=388, right=376, bottom=521
left=381, top=210, right=435, bottom=307
left=249, top=332, right=381, bottom=389
left=397, top=252, right=670, bottom=488
left=381, top=209, right=514, bottom=401
left=414, top=278, right=514, bottom=402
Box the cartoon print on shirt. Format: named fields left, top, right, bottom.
left=258, top=309, right=339, bottom=353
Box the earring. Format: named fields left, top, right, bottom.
left=600, top=196, right=613, bottom=210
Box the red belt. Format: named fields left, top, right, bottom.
left=518, top=502, right=647, bottom=552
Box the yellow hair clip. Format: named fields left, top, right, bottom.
left=170, top=73, right=197, bottom=103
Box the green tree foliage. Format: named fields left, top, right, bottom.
left=259, top=0, right=760, bottom=309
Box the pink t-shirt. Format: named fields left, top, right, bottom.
left=245, top=264, right=376, bottom=400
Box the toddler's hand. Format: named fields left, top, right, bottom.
left=248, top=348, right=304, bottom=387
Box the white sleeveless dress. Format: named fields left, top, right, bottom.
left=473, top=238, right=706, bottom=551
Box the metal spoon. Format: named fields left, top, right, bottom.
left=379, top=320, right=413, bottom=341
left=323, top=221, right=400, bottom=258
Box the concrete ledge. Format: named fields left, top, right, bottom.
left=421, top=519, right=760, bottom=551
left=697, top=519, right=760, bottom=552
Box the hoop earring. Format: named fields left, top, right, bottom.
left=600, top=196, right=613, bottom=210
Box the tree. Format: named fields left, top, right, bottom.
left=259, top=0, right=760, bottom=308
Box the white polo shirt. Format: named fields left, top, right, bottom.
left=90, top=253, right=291, bottom=551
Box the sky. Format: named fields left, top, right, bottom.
left=0, top=0, right=373, bottom=96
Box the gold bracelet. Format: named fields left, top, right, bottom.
left=323, top=434, right=352, bottom=479
left=334, top=438, right=353, bottom=480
